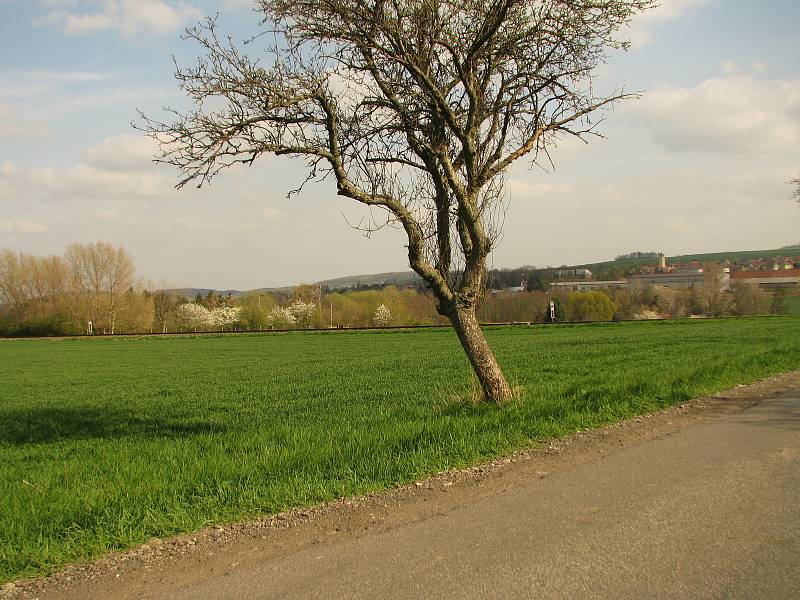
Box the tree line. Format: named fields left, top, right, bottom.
left=0, top=244, right=792, bottom=337
left=0, top=243, right=150, bottom=336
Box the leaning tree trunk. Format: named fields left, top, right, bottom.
left=448, top=306, right=513, bottom=403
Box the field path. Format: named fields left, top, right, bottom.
left=13, top=376, right=800, bottom=599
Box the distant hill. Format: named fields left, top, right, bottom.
left=577, top=246, right=800, bottom=272
left=160, top=272, right=421, bottom=299
left=316, top=270, right=422, bottom=290
left=163, top=288, right=246, bottom=299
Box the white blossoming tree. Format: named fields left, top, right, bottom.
left=288, top=300, right=316, bottom=328
left=210, top=305, right=242, bottom=330
left=266, top=306, right=297, bottom=329
left=373, top=304, right=392, bottom=328
left=174, top=302, right=213, bottom=331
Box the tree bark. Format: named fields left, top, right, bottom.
left=447, top=306, right=512, bottom=403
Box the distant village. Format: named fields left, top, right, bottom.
left=492, top=253, right=800, bottom=294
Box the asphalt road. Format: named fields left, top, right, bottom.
left=32, top=387, right=800, bottom=600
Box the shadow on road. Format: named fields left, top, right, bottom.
left=733, top=396, right=800, bottom=431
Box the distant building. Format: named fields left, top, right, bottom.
left=556, top=267, right=593, bottom=279
left=628, top=270, right=723, bottom=289
left=672, top=262, right=703, bottom=273
left=550, top=280, right=628, bottom=292
left=730, top=269, right=800, bottom=289
left=736, top=255, right=800, bottom=272
left=771, top=261, right=795, bottom=270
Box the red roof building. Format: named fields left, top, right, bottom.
left=730, top=269, right=800, bottom=288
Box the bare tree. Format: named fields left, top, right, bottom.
left=0, top=250, right=27, bottom=317
left=65, top=242, right=135, bottom=334
left=151, top=287, right=184, bottom=333
left=702, top=262, right=730, bottom=317
left=25, top=254, right=67, bottom=319
left=108, top=249, right=136, bottom=334
left=141, top=0, right=652, bottom=402
left=792, top=173, right=800, bottom=203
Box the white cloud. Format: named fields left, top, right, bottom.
left=174, top=217, right=211, bottom=231
left=0, top=161, right=15, bottom=173
left=720, top=60, right=739, bottom=75
left=0, top=160, right=173, bottom=202
left=41, top=164, right=173, bottom=198
left=11, top=69, right=110, bottom=86
left=93, top=209, right=163, bottom=229
left=61, top=11, right=113, bottom=33
left=719, top=61, right=771, bottom=77
left=646, top=0, right=710, bottom=21
left=0, top=71, right=125, bottom=136
left=0, top=219, right=50, bottom=234
left=259, top=206, right=286, bottom=221
left=626, top=0, right=710, bottom=47
left=0, top=73, right=110, bottom=144
left=0, top=102, right=50, bottom=138
left=223, top=0, right=256, bottom=9
left=495, top=161, right=800, bottom=270
left=35, top=0, right=201, bottom=38
left=507, top=179, right=574, bottom=198
left=0, top=77, right=174, bottom=136
left=82, top=134, right=158, bottom=172
left=626, top=76, right=800, bottom=154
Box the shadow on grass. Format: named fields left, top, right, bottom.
left=0, top=406, right=224, bottom=444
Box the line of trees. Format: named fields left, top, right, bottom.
left=0, top=244, right=449, bottom=336
left=1, top=243, right=794, bottom=337
left=0, top=242, right=150, bottom=336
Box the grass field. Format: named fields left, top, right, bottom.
left=2, top=317, right=800, bottom=582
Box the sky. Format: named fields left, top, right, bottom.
left=0, top=0, right=798, bottom=290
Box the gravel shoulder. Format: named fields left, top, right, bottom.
left=4, top=370, right=800, bottom=599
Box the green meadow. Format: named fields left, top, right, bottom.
left=2, top=317, right=800, bottom=582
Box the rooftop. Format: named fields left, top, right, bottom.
left=731, top=269, right=800, bottom=279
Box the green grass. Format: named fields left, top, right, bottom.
left=2, top=317, right=800, bottom=582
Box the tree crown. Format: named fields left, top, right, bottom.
left=141, top=0, right=652, bottom=310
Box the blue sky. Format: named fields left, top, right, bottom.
left=1, top=0, right=799, bottom=289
